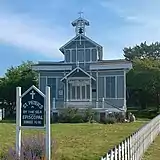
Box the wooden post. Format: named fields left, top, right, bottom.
left=16, top=87, right=21, bottom=157
left=46, top=86, right=51, bottom=160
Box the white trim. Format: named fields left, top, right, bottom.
left=90, top=78, right=92, bottom=101
left=90, top=63, right=132, bottom=70
left=40, top=76, right=63, bottom=78
left=96, top=71, right=98, bottom=101
left=61, top=66, right=96, bottom=81
left=32, top=65, right=72, bottom=71
left=99, top=97, right=124, bottom=100
left=99, top=75, right=124, bottom=78
left=21, top=85, right=45, bottom=98
left=68, top=77, right=90, bottom=80
left=115, top=76, right=117, bottom=99
left=59, top=34, right=102, bottom=53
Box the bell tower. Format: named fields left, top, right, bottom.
left=71, top=12, right=89, bottom=36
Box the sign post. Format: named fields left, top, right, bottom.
left=46, top=86, right=51, bottom=160
left=16, top=85, right=51, bottom=160
left=16, top=87, right=21, bottom=157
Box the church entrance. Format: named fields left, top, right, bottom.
left=68, top=78, right=91, bottom=101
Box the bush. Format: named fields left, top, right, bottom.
left=1, top=133, right=56, bottom=160
left=101, top=112, right=126, bottom=124
left=103, top=117, right=117, bottom=124
left=58, top=107, right=84, bottom=123
left=83, top=107, right=95, bottom=123
left=58, top=107, right=96, bottom=123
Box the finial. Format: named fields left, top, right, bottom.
left=78, top=11, right=83, bottom=18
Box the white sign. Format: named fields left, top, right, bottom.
left=16, top=85, right=51, bottom=160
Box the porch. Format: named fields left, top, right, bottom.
left=52, top=98, right=125, bottom=113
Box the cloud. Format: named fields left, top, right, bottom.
left=0, top=11, right=68, bottom=59
left=99, top=0, right=160, bottom=54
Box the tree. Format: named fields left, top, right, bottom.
left=123, top=41, right=160, bottom=61
left=0, top=61, right=38, bottom=116
left=127, top=58, right=160, bottom=110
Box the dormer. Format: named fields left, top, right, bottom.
left=59, top=15, right=103, bottom=63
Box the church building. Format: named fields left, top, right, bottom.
left=32, top=15, right=132, bottom=116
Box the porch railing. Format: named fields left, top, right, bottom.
left=52, top=98, right=125, bottom=112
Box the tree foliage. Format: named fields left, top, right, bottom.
left=0, top=61, right=38, bottom=114
left=124, top=41, right=160, bottom=61
left=125, top=42, right=160, bottom=111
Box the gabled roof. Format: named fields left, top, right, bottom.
left=61, top=66, right=96, bottom=81
left=59, top=34, right=102, bottom=53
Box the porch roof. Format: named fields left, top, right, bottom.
left=61, top=66, right=96, bottom=81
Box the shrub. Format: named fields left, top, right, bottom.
left=1, top=133, right=56, bottom=160
left=114, top=112, right=126, bottom=123
left=83, top=108, right=95, bottom=123
left=104, top=117, right=117, bottom=124
left=58, top=107, right=84, bottom=123
left=58, top=107, right=96, bottom=123
left=101, top=112, right=126, bottom=124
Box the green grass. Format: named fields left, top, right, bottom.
left=142, top=135, right=160, bottom=160
left=0, top=121, right=147, bottom=160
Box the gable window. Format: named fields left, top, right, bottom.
left=71, top=50, right=76, bottom=62
left=77, top=49, right=84, bottom=62
left=92, top=49, right=97, bottom=61
left=65, top=50, right=70, bottom=62
left=85, top=49, right=90, bottom=62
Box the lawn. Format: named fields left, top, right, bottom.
left=142, top=135, right=160, bottom=160
left=0, top=121, right=147, bottom=160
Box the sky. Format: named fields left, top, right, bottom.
left=0, top=0, right=160, bottom=76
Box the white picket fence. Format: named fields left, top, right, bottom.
left=101, top=114, right=160, bottom=160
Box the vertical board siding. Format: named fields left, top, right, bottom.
left=100, top=115, right=160, bottom=160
